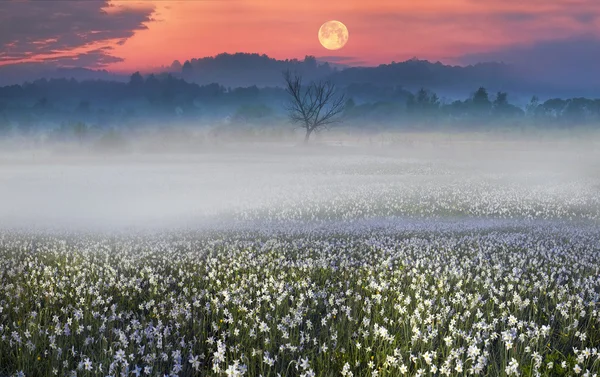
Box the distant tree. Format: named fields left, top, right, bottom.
left=129, top=72, right=144, bottom=87
left=491, top=92, right=524, bottom=121
left=416, top=88, right=429, bottom=106
left=170, top=60, right=182, bottom=71
left=407, top=88, right=440, bottom=125
left=182, top=61, right=194, bottom=78
left=442, top=100, right=469, bottom=122
left=416, top=88, right=440, bottom=110
left=429, top=93, right=440, bottom=109
left=303, top=55, right=317, bottom=70
left=145, top=74, right=159, bottom=87
left=563, top=98, right=589, bottom=126
left=526, top=96, right=540, bottom=117
left=468, top=87, right=492, bottom=125
left=493, top=92, right=508, bottom=108
left=472, top=87, right=491, bottom=109
left=542, top=98, right=567, bottom=119
left=493, top=91, right=509, bottom=117
left=283, top=70, right=346, bottom=143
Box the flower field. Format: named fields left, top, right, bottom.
left=0, top=148, right=599, bottom=376
left=1, top=219, right=599, bottom=377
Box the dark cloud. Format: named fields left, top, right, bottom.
left=356, top=4, right=600, bottom=37
left=0, top=0, right=154, bottom=66
left=359, top=11, right=540, bottom=25
left=495, top=12, right=537, bottom=22
left=41, top=47, right=124, bottom=67
left=572, top=12, right=596, bottom=24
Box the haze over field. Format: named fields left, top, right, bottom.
left=0, top=138, right=598, bottom=232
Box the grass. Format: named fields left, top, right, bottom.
left=0, top=225, right=599, bottom=377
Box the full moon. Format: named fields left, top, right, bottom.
left=318, top=20, right=349, bottom=50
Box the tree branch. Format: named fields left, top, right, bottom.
left=283, top=70, right=345, bottom=141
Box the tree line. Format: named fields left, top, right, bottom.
left=0, top=73, right=599, bottom=141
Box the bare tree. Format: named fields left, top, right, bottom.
left=283, top=70, right=346, bottom=143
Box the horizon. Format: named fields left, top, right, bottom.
left=2, top=52, right=504, bottom=76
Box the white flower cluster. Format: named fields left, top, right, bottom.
left=0, top=218, right=599, bottom=376
left=208, top=154, right=600, bottom=223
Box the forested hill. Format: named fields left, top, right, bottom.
left=1, top=53, right=597, bottom=98
left=153, top=54, right=558, bottom=98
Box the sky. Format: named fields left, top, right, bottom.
left=1, top=0, right=600, bottom=72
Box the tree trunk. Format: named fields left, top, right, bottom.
left=304, top=128, right=313, bottom=144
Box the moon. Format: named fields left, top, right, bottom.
left=318, top=20, right=349, bottom=50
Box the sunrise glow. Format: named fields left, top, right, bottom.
left=1, top=0, right=599, bottom=71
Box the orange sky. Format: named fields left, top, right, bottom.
left=3, top=0, right=600, bottom=71
left=105, top=0, right=600, bottom=71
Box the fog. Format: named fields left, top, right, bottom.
left=0, top=130, right=598, bottom=233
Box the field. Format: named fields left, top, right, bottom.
left=0, top=140, right=599, bottom=376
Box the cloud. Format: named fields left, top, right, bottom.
left=315, top=56, right=357, bottom=63
left=458, top=35, right=600, bottom=89
left=572, top=12, right=596, bottom=24
left=494, top=12, right=538, bottom=22
left=41, top=47, right=125, bottom=67
left=340, top=1, right=600, bottom=66
left=0, top=0, right=155, bottom=67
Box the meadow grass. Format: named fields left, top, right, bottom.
left=0, top=223, right=599, bottom=377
